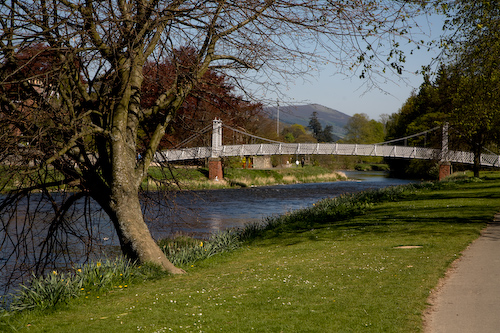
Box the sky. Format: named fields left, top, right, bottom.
left=256, top=14, right=446, bottom=122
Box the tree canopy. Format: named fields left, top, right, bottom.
left=141, top=49, right=265, bottom=148
left=281, top=124, right=315, bottom=143
left=389, top=0, right=500, bottom=177
left=443, top=1, right=500, bottom=176
left=344, top=113, right=384, bottom=144
left=308, top=112, right=337, bottom=143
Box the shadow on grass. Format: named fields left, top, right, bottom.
left=197, top=168, right=209, bottom=178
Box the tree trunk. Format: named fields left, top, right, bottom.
left=107, top=188, right=185, bottom=274
left=473, top=145, right=481, bottom=178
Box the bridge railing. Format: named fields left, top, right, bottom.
left=154, top=147, right=212, bottom=163
left=154, top=143, right=500, bottom=167
left=446, top=150, right=500, bottom=167
left=218, top=143, right=443, bottom=159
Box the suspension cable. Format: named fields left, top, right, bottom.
left=173, top=124, right=212, bottom=149
left=376, top=126, right=440, bottom=145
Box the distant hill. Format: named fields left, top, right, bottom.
left=265, top=103, right=351, bottom=139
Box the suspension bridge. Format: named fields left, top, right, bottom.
left=154, top=119, right=500, bottom=180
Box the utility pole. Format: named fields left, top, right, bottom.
left=276, top=99, right=280, bottom=136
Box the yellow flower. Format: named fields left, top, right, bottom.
left=52, top=271, right=57, bottom=275
left=200, top=242, right=203, bottom=247
left=96, top=262, right=101, bottom=267
left=77, top=268, right=82, bottom=273
left=119, top=285, right=123, bottom=288
left=81, top=288, right=85, bottom=291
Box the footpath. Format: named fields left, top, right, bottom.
left=424, top=213, right=500, bottom=332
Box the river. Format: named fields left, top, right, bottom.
left=147, top=171, right=417, bottom=239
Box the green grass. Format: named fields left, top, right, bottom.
left=3, top=173, right=500, bottom=332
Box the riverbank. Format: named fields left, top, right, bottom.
left=147, top=165, right=348, bottom=190
left=3, top=172, right=500, bottom=332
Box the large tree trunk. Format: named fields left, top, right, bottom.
left=103, top=66, right=185, bottom=273
left=473, top=144, right=481, bottom=178
left=107, top=188, right=185, bottom=274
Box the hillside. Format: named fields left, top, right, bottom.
left=265, top=103, right=351, bottom=139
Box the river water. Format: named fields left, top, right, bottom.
left=148, top=171, right=417, bottom=239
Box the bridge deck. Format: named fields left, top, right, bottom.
left=155, top=143, right=500, bottom=167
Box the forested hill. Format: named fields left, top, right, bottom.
left=265, top=103, right=351, bottom=138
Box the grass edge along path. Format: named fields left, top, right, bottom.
left=3, top=174, right=500, bottom=332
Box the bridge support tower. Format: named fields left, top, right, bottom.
left=209, top=118, right=223, bottom=180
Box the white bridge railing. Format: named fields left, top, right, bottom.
left=154, top=143, right=500, bottom=167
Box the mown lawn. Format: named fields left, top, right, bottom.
left=4, top=174, right=500, bottom=332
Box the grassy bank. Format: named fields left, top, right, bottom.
left=146, top=165, right=346, bottom=190
left=3, top=173, right=500, bottom=332
left=0, top=165, right=345, bottom=193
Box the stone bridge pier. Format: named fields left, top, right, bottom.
left=208, top=158, right=223, bottom=180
